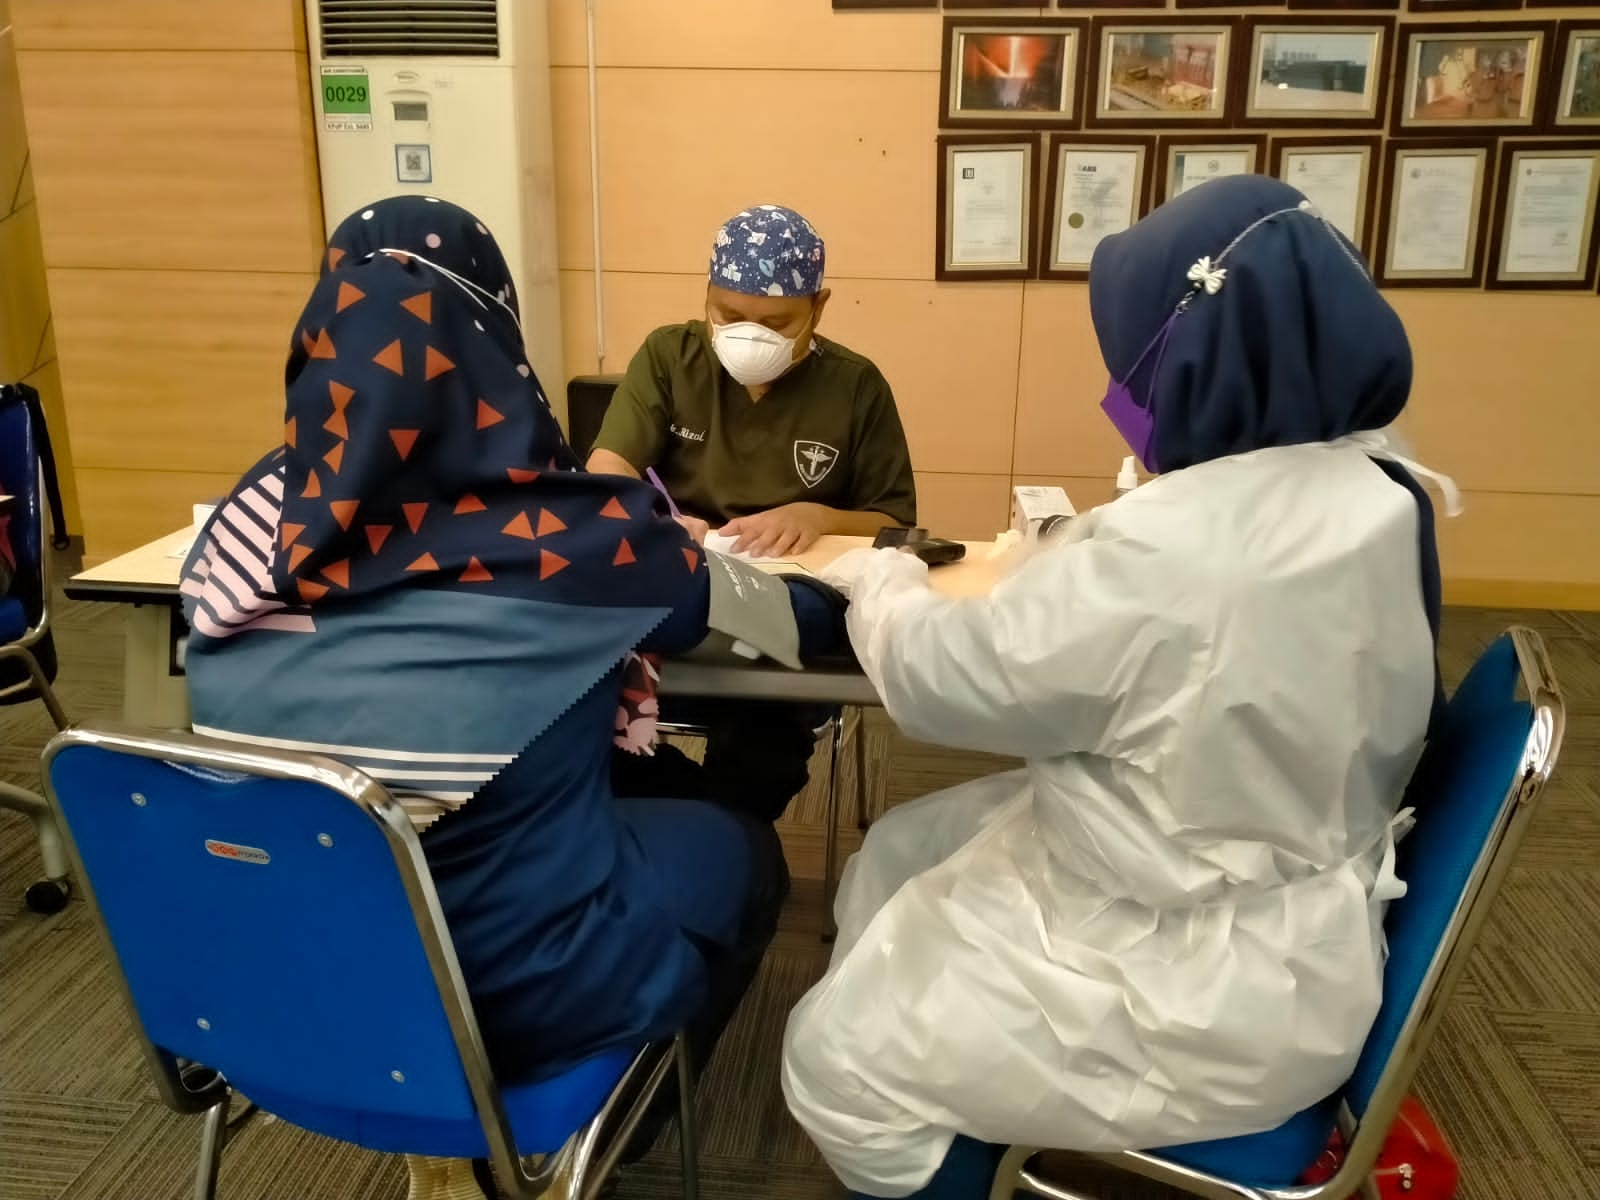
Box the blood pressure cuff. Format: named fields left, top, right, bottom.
left=690, top=551, right=802, bottom=670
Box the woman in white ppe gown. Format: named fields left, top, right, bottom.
left=781, top=175, right=1457, bottom=1200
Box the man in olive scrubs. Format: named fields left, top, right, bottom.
left=586, top=204, right=916, bottom=557
left=590, top=205, right=916, bottom=820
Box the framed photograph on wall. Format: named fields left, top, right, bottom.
left=1087, top=18, right=1238, bottom=128
left=940, top=18, right=1088, bottom=129
left=1487, top=141, right=1600, bottom=289
left=1272, top=136, right=1382, bottom=254
left=1375, top=139, right=1496, bottom=286
left=935, top=134, right=1041, bottom=281
left=1405, top=0, right=1519, bottom=14
left=1155, top=135, right=1268, bottom=201
left=1550, top=24, right=1600, bottom=132
left=1241, top=17, right=1393, bottom=127
left=1393, top=22, right=1554, bottom=136
left=1040, top=134, right=1155, bottom=279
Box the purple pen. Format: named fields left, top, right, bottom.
left=645, top=467, right=681, bottom=519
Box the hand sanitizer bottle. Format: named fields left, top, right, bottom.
left=1115, top=456, right=1139, bottom=498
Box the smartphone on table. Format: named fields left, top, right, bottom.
left=872, top=526, right=966, bottom=566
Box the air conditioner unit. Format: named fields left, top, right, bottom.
left=305, top=0, right=565, bottom=409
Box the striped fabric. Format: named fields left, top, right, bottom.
left=179, top=461, right=315, bottom=640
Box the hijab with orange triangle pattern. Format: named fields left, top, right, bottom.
left=273, top=217, right=700, bottom=616
left=180, top=204, right=704, bottom=770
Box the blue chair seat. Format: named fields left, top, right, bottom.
left=0, top=596, right=26, bottom=643
left=1155, top=1094, right=1340, bottom=1187
left=232, top=1045, right=639, bottom=1158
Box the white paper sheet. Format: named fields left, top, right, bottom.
left=1172, top=150, right=1253, bottom=198
left=1283, top=149, right=1365, bottom=245
left=1502, top=155, right=1596, bottom=276
left=950, top=147, right=1027, bottom=266
left=1055, top=148, right=1139, bottom=267
left=1391, top=154, right=1479, bottom=274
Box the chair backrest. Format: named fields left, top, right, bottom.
left=0, top=386, right=45, bottom=585
left=1338, top=629, right=1563, bottom=1171
left=42, top=724, right=525, bottom=1160
left=566, top=374, right=622, bottom=462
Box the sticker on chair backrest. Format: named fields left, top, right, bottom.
left=204, top=840, right=271, bottom=866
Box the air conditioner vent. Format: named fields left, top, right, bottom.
left=319, top=0, right=499, bottom=58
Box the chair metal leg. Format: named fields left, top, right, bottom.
left=0, top=778, right=73, bottom=913
left=0, top=644, right=68, bottom=730
left=852, top=706, right=871, bottom=831
left=674, top=1032, right=699, bottom=1200
left=820, top=713, right=845, bottom=943
left=193, top=1092, right=230, bottom=1200
left=991, top=1145, right=1034, bottom=1200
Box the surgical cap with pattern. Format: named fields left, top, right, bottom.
left=708, top=204, right=826, bottom=298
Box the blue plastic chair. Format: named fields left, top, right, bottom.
left=990, top=627, right=1565, bottom=1200
left=41, top=724, right=701, bottom=1200
left=1, top=383, right=73, bottom=913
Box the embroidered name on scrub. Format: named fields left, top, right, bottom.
left=671, top=424, right=707, bottom=442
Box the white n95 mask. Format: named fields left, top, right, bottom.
left=710, top=322, right=797, bottom=387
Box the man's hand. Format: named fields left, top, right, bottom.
left=674, top=513, right=710, bottom=544
left=719, top=502, right=828, bottom=558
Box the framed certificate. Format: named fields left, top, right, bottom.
left=936, top=134, right=1041, bottom=281
left=1155, top=135, right=1267, bottom=203
left=940, top=17, right=1088, bottom=129
left=1272, top=136, right=1383, bottom=255
left=1087, top=18, right=1239, bottom=129
left=1549, top=23, right=1600, bottom=133
left=1392, top=22, right=1554, bottom=136
left=1376, top=140, right=1496, bottom=286
left=1041, top=135, right=1154, bottom=280
left=1240, top=17, right=1393, bottom=128
left=1487, top=141, right=1600, bottom=289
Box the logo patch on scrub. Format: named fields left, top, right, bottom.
left=204, top=840, right=271, bottom=866
left=793, top=440, right=839, bottom=488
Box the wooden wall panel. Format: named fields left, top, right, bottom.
left=822, top=279, right=1022, bottom=477
left=0, top=178, right=49, bottom=379
left=550, top=66, right=938, bottom=280
left=75, top=467, right=252, bottom=564
left=548, top=0, right=944, bottom=72
left=1440, top=492, right=1600, bottom=608
left=1012, top=283, right=1130, bottom=481
left=557, top=268, right=706, bottom=382
left=915, top=472, right=1010, bottom=542
left=1390, top=293, right=1600, bottom=497
left=11, top=0, right=303, bottom=52
left=48, top=268, right=312, bottom=477
left=15, top=49, right=322, bottom=272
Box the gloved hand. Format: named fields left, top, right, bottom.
left=818, top=546, right=927, bottom=601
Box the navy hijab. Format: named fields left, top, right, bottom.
left=1089, top=175, right=1444, bottom=728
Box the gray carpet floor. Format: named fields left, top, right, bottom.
left=2, top=586, right=1596, bottom=1200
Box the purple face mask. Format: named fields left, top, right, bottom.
left=1099, top=309, right=1181, bottom=474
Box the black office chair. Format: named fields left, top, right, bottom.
left=566, top=375, right=624, bottom=463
